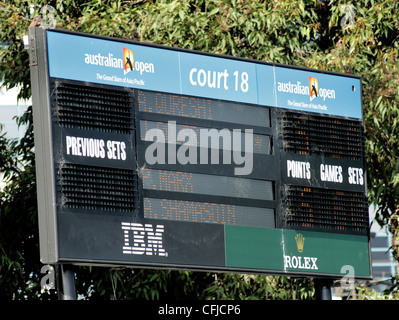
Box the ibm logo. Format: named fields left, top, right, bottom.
left=121, top=222, right=167, bottom=257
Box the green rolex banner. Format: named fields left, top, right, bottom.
left=225, top=226, right=370, bottom=278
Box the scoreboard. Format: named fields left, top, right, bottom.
left=29, top=27, right=371, bottom=279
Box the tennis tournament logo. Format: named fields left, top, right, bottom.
left=309, top=76, right=318, bottom=101
left=84, top=47, right=154, bottom=78
left=277, top=76, right=335, bottom=102
left=123, top=47, right=134, bottom=75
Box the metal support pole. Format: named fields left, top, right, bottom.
left=57, top=264, right=77, bottom=300
left=314, top=279, right=332, bottom=300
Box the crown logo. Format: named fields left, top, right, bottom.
left=295, top=233, right=305, bottom=253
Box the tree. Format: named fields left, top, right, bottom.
left=1, top=0, right=398, bottom=299
left=0, top=107, right=41, bottom=299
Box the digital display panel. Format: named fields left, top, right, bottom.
left=142, top=168, right=274, bottom=200
left=139, top=120, right=272, bottom=155
left=137, top=89, right=276, bottom=229
left=138, top=88, right=270, bottom=128
left=133, top=75, right=278, bottom=232
left=143, top=198, right=275, bottom=228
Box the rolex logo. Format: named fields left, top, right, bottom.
left=284, top=233, right=318, bottom=270
left=295, top=233, right=305, bottom=253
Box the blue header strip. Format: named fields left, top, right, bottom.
left=47, top=31, right=362, bottom=119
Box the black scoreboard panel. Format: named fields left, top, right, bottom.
left=51, top=79, right=140, bottom=217
left=134, top=88, right=368, bottom=236
left=49, top=80, right=279, bottom=224
left=50, top=79, right=368, bottom=237
left=277, top=110, right=368, bottom=235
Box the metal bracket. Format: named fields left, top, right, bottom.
left=28, top=28, right=37, bottom=66
left=28, top=17, right=41, bottom=66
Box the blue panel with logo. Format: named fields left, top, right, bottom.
left=47, top=31, right=181, bottom=94
left=274, top=66, right=362, bottom=119
left=47, top=31, right=363, bottom=119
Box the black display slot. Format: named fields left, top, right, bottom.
left=51, top=79, right=134, bottom=133
left=57, top=163, right=139, bottom=213
left=282, top=185, right=369, bottom=235
left=143, top=189, right=276, bottom=209
left=279, top=111, right=365, bottom=160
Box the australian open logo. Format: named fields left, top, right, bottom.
left=123, top=47, right=134, bottom=75
left=277, top=76, right=336, bottom=102
left=84, top=47, right=155, bottom=76
left=309, top=76, right=318, bottom=102
left=123, top=47, right=154, bottom=75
